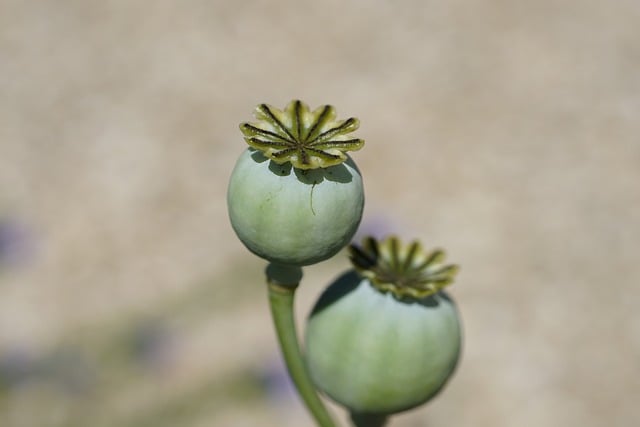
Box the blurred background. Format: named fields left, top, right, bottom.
left=1, top=0, right=639, bottom=426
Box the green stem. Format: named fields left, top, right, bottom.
left=266, top=263, right=338, bottom=427
left=350, top=412, right=389, bottom=427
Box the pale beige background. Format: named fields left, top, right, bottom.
left=1, top=1, right=639, bottom=426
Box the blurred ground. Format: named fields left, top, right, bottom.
left=1, top=0, right=639, bottom=426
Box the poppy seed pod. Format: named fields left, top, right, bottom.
left=305, top=237, right=462, bottom=415
left=227, top=100, right=365, bottom=266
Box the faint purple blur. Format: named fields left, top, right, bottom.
left=0, top=217, right=35, bottom=270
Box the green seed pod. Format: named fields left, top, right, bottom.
left=305, top=236, right=462, bottom=416
left=227, top=101, right=365, bottom=266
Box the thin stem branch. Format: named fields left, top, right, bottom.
left=266, top=263, right=338, bottom=427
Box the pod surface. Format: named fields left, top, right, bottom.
left=227, top=149, right=364, bottom=266
left=305, top=271, right=462, bottom=414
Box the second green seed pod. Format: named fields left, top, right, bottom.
left=305, top=237, right=462, bottom=415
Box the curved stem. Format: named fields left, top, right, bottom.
left=266, top=263, right=338, bottom=427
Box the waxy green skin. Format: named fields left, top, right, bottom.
left=305, top=271, right=462, bottom=415
left=227, top=149, right=364, bottom=266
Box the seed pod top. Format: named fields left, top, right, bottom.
left=239, top=100, right=364, bottom=170
left=349, top=236, right=459, bottom=299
